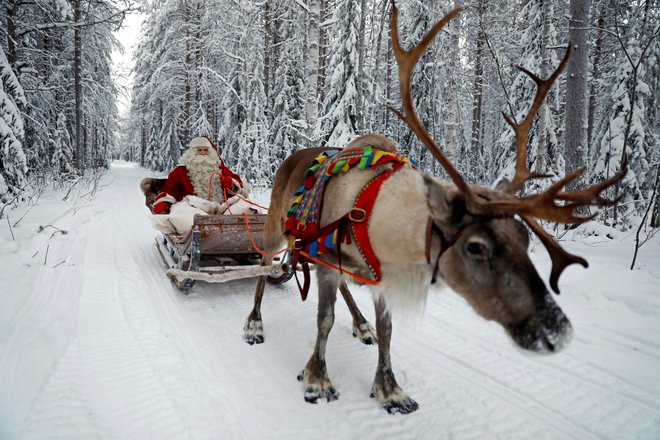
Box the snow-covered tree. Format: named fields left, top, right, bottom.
left=0, top=46, right=28, bottom=202
left=564, top=0, right=590, bottom=189
left=592, top=47, right=650, bottom=225
left=122, top=0, right=658, bottom=229
left=51, top=112, right=74, bottom=175
left=314, top=0, right=362, bottom=146
left=590, top=1, right=658, bottom=227
left=268, top=0, right=308, bottom=162
left=495, top=0, right=565, bottom=193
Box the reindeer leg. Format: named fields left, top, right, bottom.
left=244, top=210, right=284, bottom=345
left=338, top=280, right=377, bottom=345
left=243, top=272, right=268, bottom=344
left=370, top=297, right=419, bottom=414
left=297, top=267, right=340, bottom=403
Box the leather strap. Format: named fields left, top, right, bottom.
left=350, top=169, right=395, bottom=282
left=291, top=168, right=404, bottom=300
left=291, top=215, right=350, bottom=300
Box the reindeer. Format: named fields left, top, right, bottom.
left=243, top=3, right=626, bottom=414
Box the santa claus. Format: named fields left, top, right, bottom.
left=153, top=136, right=243, bottom=214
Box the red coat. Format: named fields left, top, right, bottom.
left=153, top=162, right=243, bottom=211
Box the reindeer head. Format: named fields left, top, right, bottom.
left=390, top=3, right=625, bottom=353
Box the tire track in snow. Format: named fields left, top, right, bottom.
left=20, top=168, right=192, bottom=439
left=425, top=293, right=660, bottom=414
left=405, top=293, right=660, bottom=439
left=111, top=165, right=258, bottom=438
left=0, top=195, right=95, bottom=435
left=426, top=306, right=660, bottom=414
left=28, top=221, right=188, bottom=438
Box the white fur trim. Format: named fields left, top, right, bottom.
left=155, top=194, right=177, bottom=205
left=186, top=195, right=222, bottom=213
left=150, top=214, right=177, bottom=234
left=237, top=182, right=252, bottom=198
left=168, top=199, right=208, bottom=235
left=189, top=136, right=213, bottom=149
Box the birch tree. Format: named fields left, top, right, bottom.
left=564, top=0, right=590, bottom=190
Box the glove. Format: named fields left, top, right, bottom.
left=222, top=176, right=235, bottom=190
left=153, top=201, right=171, bottom=214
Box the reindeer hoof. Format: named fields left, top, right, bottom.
left=243, top=320, right=264, bottom=345
left=352, top=322, right=377, bottom=345
left=244, top=334, right=264, bottom=345
left=384, top=397, right=419, bottom=414
left=371, top=383, right=419, bottom=414
left=300, top=369, right=339, bottom=403
left=304, top=386, right=339, bottom=404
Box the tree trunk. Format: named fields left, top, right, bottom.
left=141, top=120, right=147, bottom=166
left=651, top=174, right=660, bottom=227
left=535, top=0, right=552, bottom=174
left=306, top=0, right=320, bottom=135
left=195, top=0, right=204, bottom=107
left=263, top=0, right=271, bottom=99
left=355, top=0, right=367, bottom=132
left=182, top=1, right=192, bottom=144
left=317, top=0, right=328, bottom=112
left=587, top=11, right=604, bottom=149
left=74, top=0, right=84, bottom=172
left=445, top=1, right=461, bottom=156
left=564, top=0, right=591, bottom=190
left=5, top=1, right=18, bottom=68
left=385, top=27, right=392, bottom=131
left=470, top=0, right=485, bottom=160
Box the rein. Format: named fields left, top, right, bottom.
left=427, top=214, right=510, bottom=284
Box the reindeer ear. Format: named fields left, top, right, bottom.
left=494, top=178, right=512, bottom=192
left=424, top=175, right=466, bottom=225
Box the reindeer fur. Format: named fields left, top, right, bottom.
left=244, top=134, right=572, bottom=414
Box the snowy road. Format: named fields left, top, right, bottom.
left=1, top=162, right=659, bottom=439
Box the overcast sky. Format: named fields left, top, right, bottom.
left=111, top=11, right=145, bottom=117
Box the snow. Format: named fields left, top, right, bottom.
left=1, top=161, right=659, bottom=439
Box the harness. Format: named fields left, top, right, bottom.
left=285, top=146, right=412, bottom=300
left=426, top=214, right=511, bottom=284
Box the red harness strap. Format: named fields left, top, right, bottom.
left=349, top=169, right=394, bottom=282
left=291, top=168, right=396, bottom=300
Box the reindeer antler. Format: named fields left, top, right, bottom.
left=502, top=49, right=572, bottom=193
left=389, top=3, right=469, bottom=197
left=389, top=2, right=627, bottom=293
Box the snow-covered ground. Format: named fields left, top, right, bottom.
left=1, top=161, right=659, bottom=439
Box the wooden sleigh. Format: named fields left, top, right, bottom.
left=142, top=178, right=292, bottom=291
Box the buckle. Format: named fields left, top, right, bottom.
left=349, top=208, right=367, bottom=222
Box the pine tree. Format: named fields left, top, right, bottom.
left=495, top=0, right=564, bottom=193
left=590, top=1, right=658, bottom=226
left=314, top=0, right=362, bottom=146
left=52, top=112, right=74, bottom=175
left=268, top=0, right=308, bottom=163
left=0, top=46, right=28, bottom=202
left=592, top=47, right=650, bottom=225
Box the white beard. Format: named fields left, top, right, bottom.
left=179, top=148, right=225, bottom=202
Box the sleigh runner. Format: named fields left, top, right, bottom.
left=143, top=178, right=293, bottom=291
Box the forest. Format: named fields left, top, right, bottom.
left=1, top=0, right=659, bottom=231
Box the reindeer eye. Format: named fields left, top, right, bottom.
left=465, top=240, right=489, bottom=259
